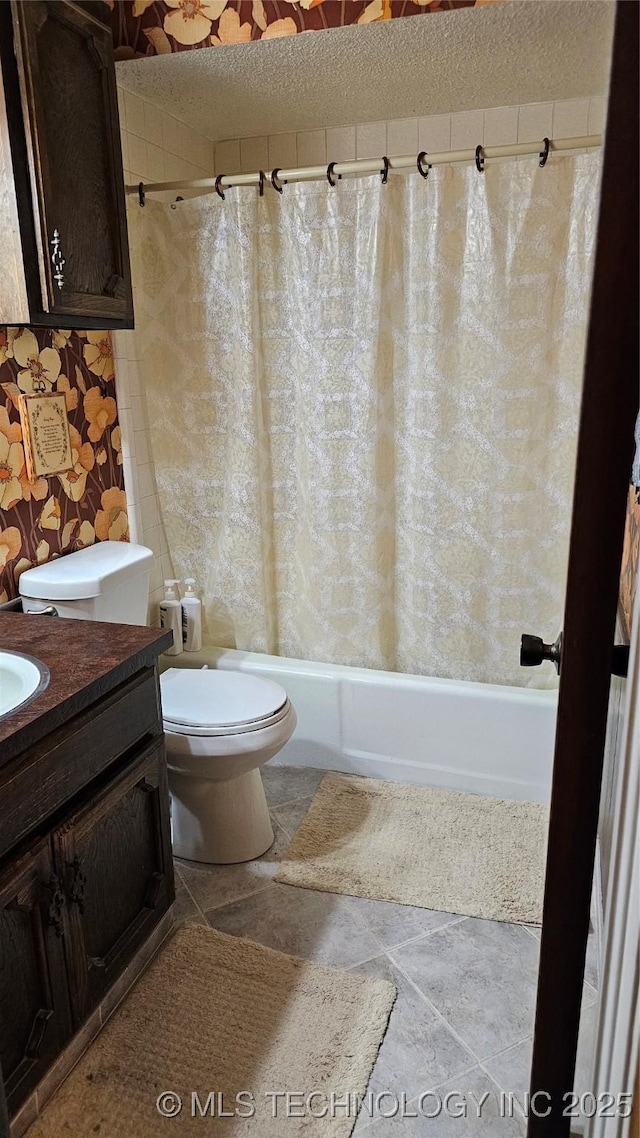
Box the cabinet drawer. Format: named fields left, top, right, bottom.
left=0, top=669, right=161, bottom=860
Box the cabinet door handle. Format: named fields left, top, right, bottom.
left=25, top=1008, right=53, bottom=1060
left=68, top=857, right=87, bottom=914
left=144, top=871, right=164, bottom=909
left=44, top=874, right=66, bottom=937
left=104, top=273, right=125, bottom=298
left=50, top=229, right=65, bottom=290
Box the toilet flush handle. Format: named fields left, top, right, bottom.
left=28, top=605, right=58, bottom=616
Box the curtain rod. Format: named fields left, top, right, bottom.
left=127, top=135, right=602, bottom=202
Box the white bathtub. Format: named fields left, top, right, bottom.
left=166, top=647, right=558, bottom=803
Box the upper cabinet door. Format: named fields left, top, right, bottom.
left=0, top=1, right=133, bottom=329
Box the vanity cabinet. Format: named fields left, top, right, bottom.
left=0, top=0, right=133, bottom=328
left=0, top=838, right=73, bottom=1113
left=0, top=624, right=174, bottom=1118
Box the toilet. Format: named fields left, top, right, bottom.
left=160, top=667, right=296, bottom=864
left=19, top=542, right=297, bottom=865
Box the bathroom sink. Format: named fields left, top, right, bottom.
left=0, top=650, right=50, bottom=719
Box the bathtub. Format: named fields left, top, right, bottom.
left=165, top=647, right=558, bottom=803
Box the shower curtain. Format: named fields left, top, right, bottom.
left=128, top=154, right=599, bottom=687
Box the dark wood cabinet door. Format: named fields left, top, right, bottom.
left=52, top=739, right=174, bottom=1024
left=0, top=838, right=73, bottom=1115
left=8, top=0, right=133, bottom=327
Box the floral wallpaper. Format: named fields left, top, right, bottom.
left=110, top=0, right=500, bottom=58
left=0, top=327, right=128, bottom=604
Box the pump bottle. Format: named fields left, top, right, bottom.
left=181, top=577, right=202, bottom=652
left=159, top=580, right=183, bottom=655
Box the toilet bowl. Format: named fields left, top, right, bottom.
left=160, top=667, right=296, bottom=864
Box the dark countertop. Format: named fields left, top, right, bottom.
left=0, top=613, right=172, bottom=767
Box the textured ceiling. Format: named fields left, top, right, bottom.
left=116, top=1, right=615, bottom=143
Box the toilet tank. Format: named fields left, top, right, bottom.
left=19, top=542, right=154, bottom=625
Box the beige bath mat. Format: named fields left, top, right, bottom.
left=276, top=773, right=548, bottom=925
left=28, top=924, right=395, bottom=1137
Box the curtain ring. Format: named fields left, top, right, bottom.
left=215, top=174, right=227, bottom=200
left=475, top=145, right=485, bottom=173
left=258, top=170, right=265, bottom=197
left=327, top=161, right=341, bottom=187
left=138, top=181, right=145, bottom=207
left=381, top=156, right=390, bottom=184
left=539, top=137, right=550, bottom=167
left=417, top=151, right=431, bottom=179
left=271, top=168, right=285, bottom=193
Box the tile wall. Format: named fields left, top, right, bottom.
left=213, top=96, right=606, bottom=175
left=112, top=88, right=606, bottom=624
left=118, top=86, right=215, bottom=189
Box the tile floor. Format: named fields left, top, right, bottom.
left=173, top=766, right=600, bottom=1136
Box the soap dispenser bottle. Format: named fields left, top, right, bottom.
left=181, top=577, right=202, bottom=652
left=159, top=580, right=183, bottom=655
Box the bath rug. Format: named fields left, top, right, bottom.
left=275, top=773, right=548, bottom=925
left=27, top=923, right=395, bottom=1138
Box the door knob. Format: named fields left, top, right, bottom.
left=520, top=632, right=563, bottom=674
left=520, top=633, right=629, bottom=678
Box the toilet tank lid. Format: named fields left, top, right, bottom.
left=18, top=542, right=154, bottom=600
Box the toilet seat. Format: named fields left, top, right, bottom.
left=160, top=668, right=289, bottom=737
left=164, top=699, right=292, bottom=738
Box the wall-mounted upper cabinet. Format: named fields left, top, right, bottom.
left=0, top=1, right=133, bottom=329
